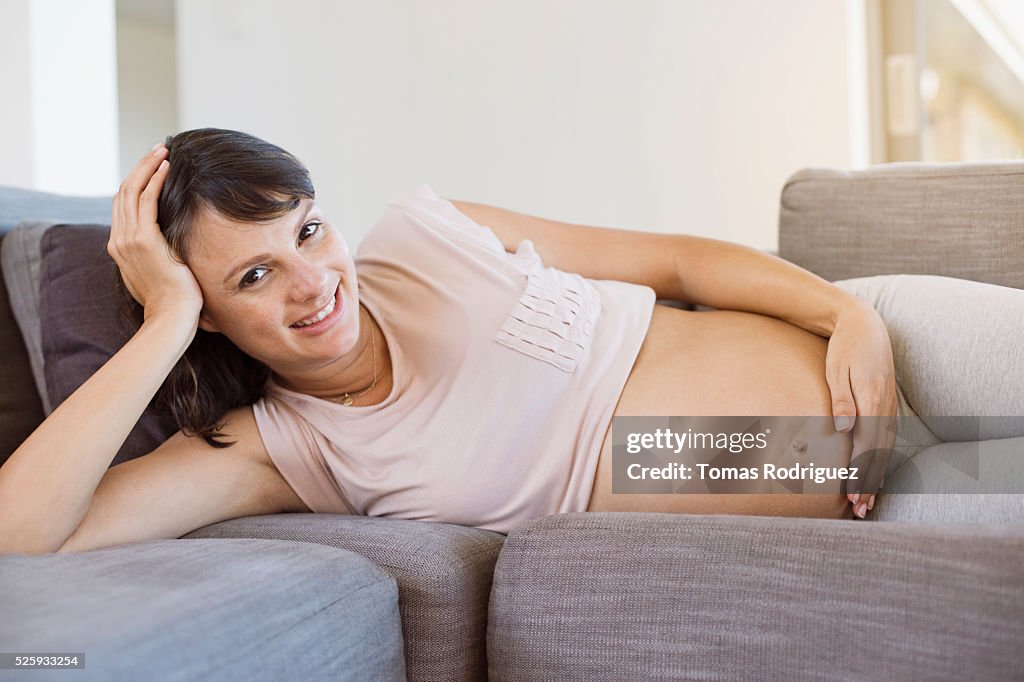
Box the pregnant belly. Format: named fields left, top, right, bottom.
left=586, top=304, right=852, bottom=514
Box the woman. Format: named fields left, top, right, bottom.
left=0, top=128, right=968, bottom=554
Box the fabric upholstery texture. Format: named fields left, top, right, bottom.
left=0, top=538, right=406, bottom=682
left=184, top=513, right=505, bottom=682
left=35, top=224, right=177, bottom=464
left=1, top=182, right=114, bottom=465
left=873, top=437, right=1024, bottom=522
left=0, top=185, right=110, bottom=235
left=0, top=233, right=45, bottom=465
left=779, top=161, right=1024, bottom=287
left=1, top=221, right=53, bottom=412
left=487, top=512, right=1024, bottom=681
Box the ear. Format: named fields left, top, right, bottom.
left=198, top=311, right=221, bottom=333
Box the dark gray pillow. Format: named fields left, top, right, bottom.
left=0, top=234, right=46, bottom=466
left=2, top=221, right=55, bottom=412
left=38, top=224, right=177, bottom=465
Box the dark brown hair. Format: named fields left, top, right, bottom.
left=116, top=128, right=316, bottom=447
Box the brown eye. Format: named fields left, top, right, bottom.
left=240, top=267, right=268, bottom=288
left=299, top=222, right=322, bottom=242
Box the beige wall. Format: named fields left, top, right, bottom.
left=172, top=0, right=861, bottom=250
left=116, top=14, right=178, bottom=175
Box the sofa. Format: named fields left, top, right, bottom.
left=1, top=161, right=1022, bottom=681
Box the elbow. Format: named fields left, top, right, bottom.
left=0, top=542, right=63, bottom=556
left=0, top=527, right=68, bottom=556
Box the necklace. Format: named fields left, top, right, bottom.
left=332, top=304, right=378, bottom=406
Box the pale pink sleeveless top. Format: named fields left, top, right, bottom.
left=251, top=183, right=655, bottom=533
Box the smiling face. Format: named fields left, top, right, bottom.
left=183, top=198, right=364, bottom=379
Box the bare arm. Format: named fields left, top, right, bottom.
left=448, top=198, right=863, bottom=337
left=0, top=314, right=196, bottom=554
left=0, top=142, right=208, bottom=554
left=56, top=406, right=309, bottom=555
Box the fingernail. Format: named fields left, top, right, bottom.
left=852, top=493, right=860, bottom=506
left=867, top=495, right=875, bottom=511
left=834, top=416, right=852, bottom=431
left=151, top=143, right=164, bottom=154
left=856, top=503, right=867, bottom=518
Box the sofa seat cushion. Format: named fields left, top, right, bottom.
left=488, top=512, right=1024, bottom=681
left=185, top=513, right=505, bottom=682
left=0, top=538, right=406, bottom=682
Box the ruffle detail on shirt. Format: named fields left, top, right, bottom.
left=494, top=267, right=601, bottom=372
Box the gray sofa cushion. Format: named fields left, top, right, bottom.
left=1, top=222, right=177, bottom=465
left=0, top=538, right=406, bottom=681
left=0, top=184, right=112, bottom=464
left=0, top=233, right=45, bottom=465
left=38, top=224, right=177, bottom=463
left=779, top=161, right=1024, bottom=287
left=488, top=512, right=1024, bottom=681
left=0, top=185, right=110, bottom=235
left=185, top=513, right=505, bottom=682
left=1, top=221, right=53, bottom=412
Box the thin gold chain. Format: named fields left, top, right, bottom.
left=332, top=304, right=377, bottom=406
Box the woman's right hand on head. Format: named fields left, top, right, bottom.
left=108, top=143, right=204, bottom=325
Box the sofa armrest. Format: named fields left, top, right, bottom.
left=487, top=512, right=1024, bottom=681
left=778, top=161, right=1024, bottom=287
left=184, top=513, right=503, bottom=682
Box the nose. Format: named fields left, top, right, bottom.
left=288, top=262, right=331, bottom=303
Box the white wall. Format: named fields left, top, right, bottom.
left=177, top=0, right=861, bottom=250
left=0, top=0, right=120, bottom=195
left=0, top=0, right=35, bottom=188
left=30, top=0, right=120, bottom=195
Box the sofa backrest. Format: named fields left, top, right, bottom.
left=0, top=185, right=111, bottom=236
left=779, top=160, right=1024, bottom=289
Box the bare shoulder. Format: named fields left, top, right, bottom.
left=155, top=405, right=311, bottom=516
left=58, top=405, right=310, bottom=554
left=216, top=405, right=313, bottom=514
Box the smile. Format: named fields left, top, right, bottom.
left=290, top=285, right=343, bottom=331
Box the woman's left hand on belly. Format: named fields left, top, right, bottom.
left=824, top=300, right=898, bottom=517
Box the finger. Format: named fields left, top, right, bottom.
left=849, top=419, right=875, bottom=505
left=846, top=388, right=882, bottom=506
left=138, top=158, right=169, bottom=233
left=829, top=366, right=857, bottom=434
left=831, top=364, right=864, bottom=501
left=828, top=366, right=861, bottom=504
left=122, top=144, right=169, bottom=240
left=868, top=396, right=898, bottom=511
left=123, top=143, right=167, bottom=198
left=869, top=394, right=898, bottom=487
left=108, top=193, right=121, bottom=254
left=854, top=396, right=897, bottom=515
left=866, top=416, right=888, bottom=495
